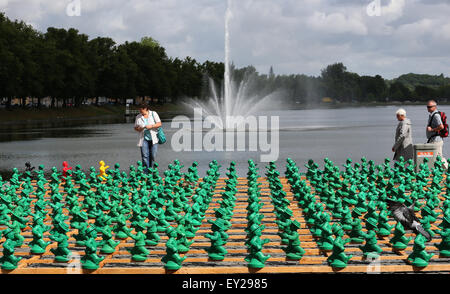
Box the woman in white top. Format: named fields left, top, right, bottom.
left=134, top=103, right=162, bottom=174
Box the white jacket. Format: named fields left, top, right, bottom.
left=134, top=111, right=161, bottom=147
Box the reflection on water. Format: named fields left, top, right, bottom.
left=1, top=105, right=449, bottom=179
left=0, top=116, right=129, bottom=143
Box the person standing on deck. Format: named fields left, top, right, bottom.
left=392, top=108, right=413, bottom=162
left=426, top=100, right=448, bottom=170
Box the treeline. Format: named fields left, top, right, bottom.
left=1, top=12, right=450, bottom=109
left=229, top=63, right=450, bottom=105
left=0, top=13, right=223, bottom=108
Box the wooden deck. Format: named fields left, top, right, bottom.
left=1, top=177, right=449, bottom=274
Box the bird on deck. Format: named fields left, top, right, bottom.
left=386, top=199, right=431, bottom=241
left=25, top=162, right=35, bottom=172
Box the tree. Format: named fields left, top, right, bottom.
left=321, top=63, right=349, bottom=102
left=389, top=81, right=412, bottom=101
left=413, top=85, right=437, bottom=101
left=360, top=75, right=387, bottom=102
left=141, top=37, right=160, bottom=49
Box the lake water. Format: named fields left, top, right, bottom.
left=1, top=105, right=448, bottom=178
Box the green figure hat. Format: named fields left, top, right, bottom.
left=215, top=207, right=230, bottom=217
left=290, top=220, right=301, bottom=230
left=166, top=226, right=177, bottom=237
left=211, top=218, right=228, bottom=231
left=352, top=207, right=364, bottom=217
left=12, top=207, right=26, bottom=220
left=86, top=225, right=98, bottom=236
left=249, top=223, right=263, bottom=234
left=332, top=223, right=344, bottom=236
left=443, top=215, right=450, bottom=225
left=278, top=208, right=293, bottom=218
left=148, top=208, right=159, bottom=219
left=58, top=220, right=70, bottom=232
left=133, top=221, right=148, bottom=231
left=366, top=217, right=378, bottom=228
left=422, top=205, right=433, bottom=214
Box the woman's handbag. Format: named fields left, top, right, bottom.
left=152, top=112, right=166, bottom=144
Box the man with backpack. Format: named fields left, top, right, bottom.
left=426, top=100, right=448, bottom=169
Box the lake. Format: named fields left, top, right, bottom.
left=0, top=105, right=448, bottom=178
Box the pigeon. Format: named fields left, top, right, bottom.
left=386, top=199, right=431, bottom=241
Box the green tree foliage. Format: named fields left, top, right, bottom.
left=393, top=73, right=450, bottom=90
left=389, top=81, right=412, bottom=102
left=141, top=37, right=160, bottom=49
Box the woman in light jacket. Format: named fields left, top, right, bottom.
left=392, top=108, right=413, bottom=161
left=134, top=103, right=162, bottom=174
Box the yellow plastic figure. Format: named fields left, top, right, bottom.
left=98, top=161, right=109, bottom=181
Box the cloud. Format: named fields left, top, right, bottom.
left=306, top=11, right=368, bottom=35
left=381, top=0, right=406, bottom=19
left=1, top=0, right=450, bottom=79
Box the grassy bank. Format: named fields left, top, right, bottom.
left=0, top=105, right=124, bottom=123
left=0, top=103, right=187, bottom=124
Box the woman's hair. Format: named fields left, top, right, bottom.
left=138, top=103, right=149, bottom=110
left=396, top=108, right=406, bottom=116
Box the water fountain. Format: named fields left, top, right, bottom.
left=185, top=0, right=283, bottom=130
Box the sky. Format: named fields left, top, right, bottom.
left=1, top=0, right=450, bottom=79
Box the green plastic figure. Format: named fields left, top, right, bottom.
left=407, top=234, right=434, bottom=267
left=420, top=216, right=436, bottom=240
left=69, top=205, right=88, bottom=229
left=282, top=220, right=305, bottom=260
left=327, top=224, right=352, bottom=269
left=112, top=213, right=132, bottom=240
left=144, top=217, right=161, bottom=246
left=389, top=222, right=412, bottom=250
left=421, top=203, right=439, bottom=223
left=437, top=214, right=450, bottom=231
left=176, top=224, right=194, bottom=253
left=364, top=215, right=379, bottom=232
left=99, top=225, right=120, bottom=254
left=0, top=237, right=22, bottom=270
left=73, top=222, right=92, bottom=246
left=317, top=221, right=334, bottom=251
left=348, top=208, right=365, bottom=244
left=436, top=227, right=450, bottom=257
left=205, top=218, right=229, bottom=261
left=30, top=216, right=51, bottom=254
left=340, top=206, right=353, bottom=231
left=2, top=219, right=25, bottom=248
left=127, top=221, right=150, bottom=262
left=359, top=229, right=383, bottom=258
left=245, top=224, right=271, bottom=269
left=376, top=209, right=394, bottom=237
left=81, top=232, right=105, bottom=270
left=49, top=220, right=72, bottom=262
left=162, top=226, right=186, bottom=270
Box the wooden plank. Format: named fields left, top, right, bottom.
left=4, top=264, right=450, bottom=274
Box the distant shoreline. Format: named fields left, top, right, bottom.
left=0, top=101, right=446, bottom=125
